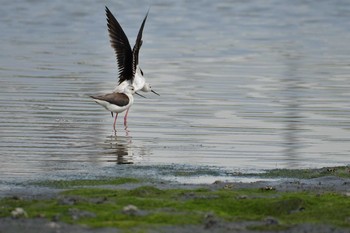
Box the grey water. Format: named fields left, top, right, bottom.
left=0, top=0, right=349, bottom=184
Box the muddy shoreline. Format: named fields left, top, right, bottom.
left=0, top=166, right=349, bottom=233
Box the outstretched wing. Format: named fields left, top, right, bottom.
left=132, top=10, right=149, bottom=74
left=105, top=6, right=133, bottom=84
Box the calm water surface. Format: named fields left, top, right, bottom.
left=0, top=0, right=349, bottom=183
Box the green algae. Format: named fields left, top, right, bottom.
left=32, top=177, right=140, bottom=189
left=244, top=166, right=350, bottom=179
left=1, top=185, right=349, bottom=230
left=1, top=167, right=350, bottom=231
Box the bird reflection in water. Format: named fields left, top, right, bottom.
left=104, top=128, right=136, bottom=164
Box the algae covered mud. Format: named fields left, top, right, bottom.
left=0, top=166, right=349, bottom=233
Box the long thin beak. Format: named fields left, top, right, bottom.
left=151, top=90, right=160, bottom=96
left=135, top=92, right=147, bottom=98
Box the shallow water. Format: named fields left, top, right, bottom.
left=0, top=0, right=350, bottom=183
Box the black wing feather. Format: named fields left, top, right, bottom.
left=105, top=6, right=133, bottom=84
left=132, top=10, right=149, bottom=74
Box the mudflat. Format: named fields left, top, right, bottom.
left=0, top=166, right=349, bottom=233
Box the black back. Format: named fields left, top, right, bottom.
left=90, top=92, right=130, bottom=107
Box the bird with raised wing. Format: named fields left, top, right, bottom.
left=105, top=6, right=159, bottom=124
left=91, top=7, right=159, bottom=131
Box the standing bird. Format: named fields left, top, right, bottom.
left=105, top=6, right=159, bottom=124
left=90, top=85, right=135, bottom=131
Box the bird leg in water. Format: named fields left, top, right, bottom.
left=124, top=108, right=130, bottom=126
left=113, top=113, right=118, bottom=131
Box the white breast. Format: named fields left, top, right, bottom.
left=113, top=67, right=145, bottom=93
left=133, top=71, right=145, bottom=92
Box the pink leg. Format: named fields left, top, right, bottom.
left=124, top=108, right=130, bottom=126
left=113, top=113, right=118, bottom=131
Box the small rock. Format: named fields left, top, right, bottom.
left=52, top=214, right=61, bottom=222
left=58, top=196, right=81, bottom=205
left=213, top=180, right=222, bottom=184
left=90, top=197, right=108, bottom=204
left=68, top=208, right=96, bottom=220
left=11, top=207, right=28, bottom=218
left=185, top=192, right=196, bottom=197
left=290, top=206, right=305, bottom=214
left=237, top=195, right=248, bottom=199
left=122, top=205, right=139, bottom=216
left=36, top=213, right=45, bottom=218
left=260, top=186, right=276, bottom=191
left=264, top=217, right=279, bottom=225
left=203, top=213, right=218, bottom=229
left=46, top=222, right=60, bottom=229
left=223, top=184, right=234, bottom=190
left=326, top=168, right=336, bottom=172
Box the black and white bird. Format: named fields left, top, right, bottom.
left=105, top=6, right=159, bottom=95
left=91, top=7, right=159, bottom=131
left=90, top=85, right=135, bottom=131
